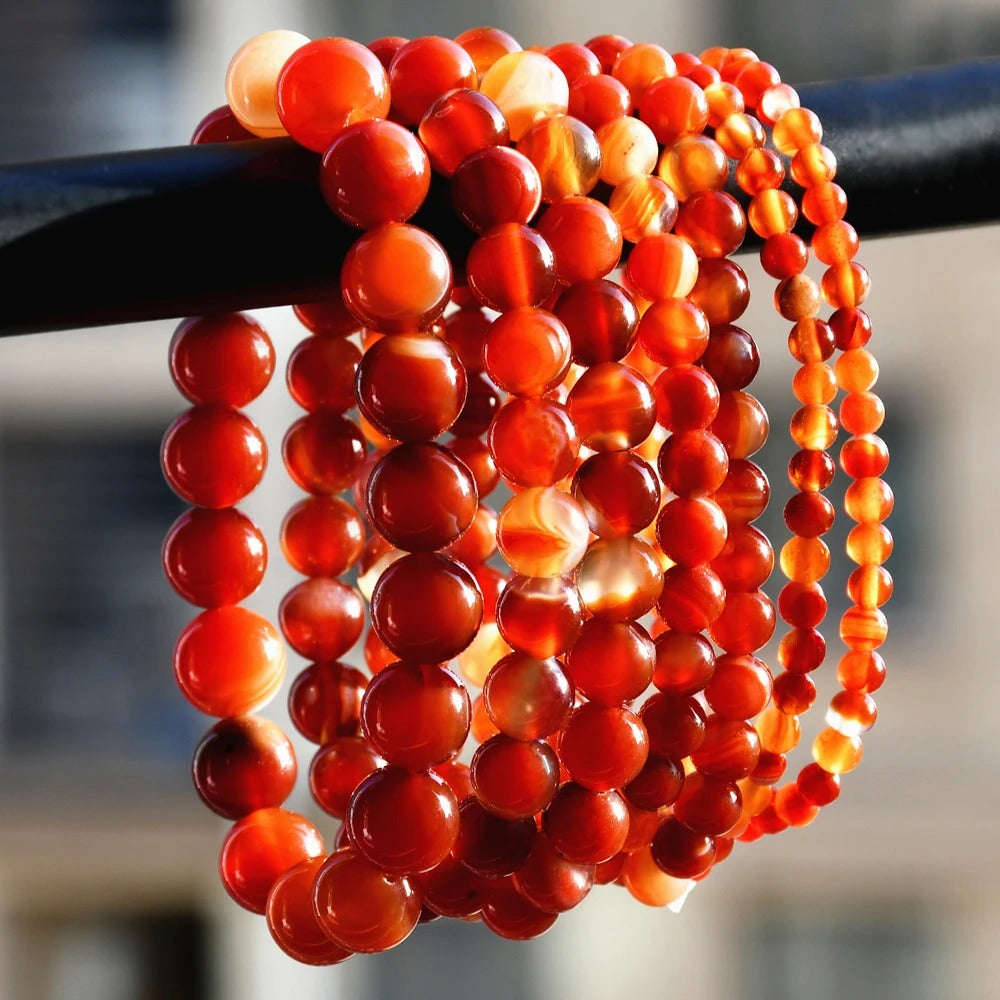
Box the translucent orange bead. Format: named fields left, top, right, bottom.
left=789, top=404, right=838, bottom=451
left=282, top=412, right=366, bottom=495
left=418, top=89, right=510, bottom=177
left=691, top=717, right=761, bottom=781
left=658, top=428, right=729, bottom=497
left=320, top=120, right=430, bottom=228
left=827, top=690, right=878, bottom=737
left=796, top=762, right=841, bottom=806
left=702, top=80, right=744, bottom=127
left=847, top=565, right=894, bottom=608
left=792, top=363, right=837, bottom=407
left=712, top=390, right=769, bottom=458
left=688, top=257, right=750, bottom=325
left=710, top=591, right=776, bottom=654
left=748, top=188, right=797, bottom=238
left=572, top=450, right=660, bottom=537
left=471, top=694, right=501, bottom=743
left=732, top=59, right=780, bottom=108
left=313, top=847, right=421, bottom=954
left=517, top=114, right=602, bottom=202
left=823, top=262, right=871, bottom=308
left=812, top=220, right=859, bottom=265
left=674, top=191, right=747, bottom=257
left=772, top=785, right=819, bottom=828
left=567, top=362, right=656, bottom=450
left=281, top=496, right=362, bottom=579
left=838, top=650, right=886, bottom=693
left=714, top=112, right=766, bottom=159
left=791, top=142, right=838, bottom=186
left=488, top=396, right=580, bottom=487
left=802, top=182, right=848, bottom=225
left=623, top=846, right=693, bottom=907
left=758, top=81, right=800, bottom=126
left=656, top=496, right=728, bottom=565
left=704, top=653, right=771, bottom=719
left=637, top=298, right=710, bottom=366
left=812, top=727, right=863, bottom=774
left=536, top=198, right=623, bottom=283
left=735, top=147, right=784, bottom=194
left=840, top=391, right=886, bottom=435
left=639, top=76, right=709, bottom=145
left=554, top=278, right=639, bottom=365
left=657, top=565, right=725, bottom=632
left=496, top=487, right=590, bottom=577
left=565, top=617, right=655, bottom=705
left=626, top=234, right=699, bottom=300
left=288, top=661, right=367, bottom=744
left=712, top=522, right=774, bottom=591
left=568, top=72, right=631, bottom=130
left=225, top=30, right=310, bottom=138
left=778, top=580, right=828, bottom=627
left=341, top=224, right=451, bottom=334
left=845, top=477, right=894, bottom=523
left=840, top=606, right=889, bottom=651
left=657, top=136, right=728, bottom=200
left=777, top=629, right=826, bottom=675
left=467, top=224, right=556, bottom=311
left=387, top=35, right=477, bottom=125
left=560, top=702, right=649, bottom=791
left=609, top=175, right=679, bottom=243
left=755, top=705, right=801, bottom=754
left=481, top=880, right=558, bottom=940
left=846, top=522, right=893, bottom=565
left=612, top=43, right=676, bottom=101
left=276, top=37, right=391, bottom=152
left=219, top=807, right=324, bottom=914
left=545, top=42, right=602, bottom=83
left=780, top=535, right=831, bottom=584
left=596, top=116, right=659, bottom=185
left=480, top=50, right=570, bottom=140
left=576, top=536, right=663, bottom=621
left=451, top=147, right=543, bottom=232
left=455, top=25, right=521, bottom=76
left=309, top=736, right=383, bottom=819
left=788, top=448, right=836, bottom=493
left=512, top=832, right=594, bottom=913
left=279, top=578, right=364, bottom=661
left=774, top=273, right=821, bottom=321
left=450, top=435, right=500, bottom=497
left=652, top=631, right=715, bottom=697
left=772, top=106, right=822, bottom=155
left=174, top=607, right=285, bottom=716
left=495, top=574, right=584, bottom=659
left=761, top=233, right=809, bottom=279
left=483, top=651, right=574, bottom=740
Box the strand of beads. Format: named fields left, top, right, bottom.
left=169, top=28, right=892, bottom=962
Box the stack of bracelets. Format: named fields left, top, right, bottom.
left=159, top=27, right=892, bottom=963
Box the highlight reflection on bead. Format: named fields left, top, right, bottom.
left=496, top=487, right=590, bottom=578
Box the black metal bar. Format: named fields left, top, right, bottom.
left=1, top=59, right=999, bottom=336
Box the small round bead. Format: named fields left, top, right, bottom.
left=481, top=881, right=558, bottom=941
left=341, top=224, right=451, bottom=333
left=370, top=553, right=483, bottom=662
left=288, top=661, right=367, bottom=744
left=471, top=735, right=560, bottom=819
left=313, top=847, right=421, bottom=954
left=690, top=717, right=761, bottom=780
left=451, top=147, right=543, bottom=232
left=656, top=565, right=726, bottom=632
left=281, top=496, right=364, bottom=577
left=163, top=507, right=266, bottom=607
left=735, top=147, right=785, bottom=194
left=225, top=30, right=310, bottom=137
left=840, top=606, right=889, bottom=650
left=174, top=607, right=285, bottom=717
left=279, top=577, right=364, bottom=661
left=517, top=114, right=602, bottom=202
left=830, top=307, right=873, bottom=350
left=543, top=783, right=630, bottom=864
left=495, top=574, right=584, bottom=658
left=572, top=450, right=660, bottom=537
left=772, top=107, right=822, bottom=155
left=512, top=833, right=595, bottom=913
left=674, top=191, right=747, bottom=258
left=483, top=651, right=574, bottom=740
left=560, top=704, right=649, bottom=791
left=454, top=797, right=537, bottom=878
left=714, top=111, right=766, bottom=157
left=596, top=116, right=659, bottom=185
left=712, top=524, right=774, bottom=590
left=161, top=407, right=266, bottom=508
left=483, top=308, right=572, bottom=396
left=623, top=756, right=684, bottom=811
left=657, top=497, right=728, bottom=565
left=658, top=135, right=728, bottom=200
left=565, top=618, right=655, bottom=705
left=653, top=365, right=721, bottom=432
left=282, top=412, right=366, bottom=495
left=803, top=182, right=848, bottom=225
left=219, top=808, right=323, bottom=914
left=347, top=766, right=459, bottom=874
left=689, top=258, right=750, bottom=325
left=612, top=42, right=675, bottom=101
left=388, top=36, right=477, bottom=125
left=641, top=693, right=707, bottom=758
left=797, top=762, right=842, bottom=806
left=637, top=298, right=710, bottom=367
left=761, top=233, right=809, bottom=279
left=609, top=175, right=679, bottom=243
left=546, top=42, right=602, bottom=83
left=356, top=333, right=466, bottom=441
left=639, top=76, right=709, bottom=144
left=496, top=487, right=590, bottom=577
left=286, top=336, right=359, bottom=413
left=418, top=89, right=510, bottom=177
left=657, top=429, right=729, bottom=497
left=623, top=846, right=694, bottom=907
left=480, top=50, right=570, bottom=140
left=276, top=37, right=391, bottom=151
left=568, top=73, right=631, bottom=129
left=567, top=362, right=656, bottom=450
left=652, top=631, right=716, bottom=697
left=467, top=224, right=556, bottom=311
left=309, top=736, right=384, bottom=819
left=704, top=653, right=771, bottom=719
left=812, top=727, right=864, bottom=774
left=651, top=818, right=716, bottom=879
left=626, top=234, right=699, bottom=301
left=847, top=565, right=894, bottom=608
left=488, top=396, right=580, bottom=487
left=536, top=198, right=623, bottom=283
left=192, top=716, right=297, bottom=819
left=554, top=278, right=639, bottom=365
left=827, top=690, right=878, bottom=736
left=672, top=773, right=742, bottom=836
left=712, top=390, right=769, bottom=458
left=450, top=371, right=503, bottom=438
left=756, top=706, right=802, bottom=754
left=321, top=120, right=430, bottom=228
left=841, top=391, right=886, bottom=435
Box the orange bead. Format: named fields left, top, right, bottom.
left=554, top=278, right=639, bottom=365
left=225, top=30, right=310, bottom=138
left=488, top=396, right=580, bottom=487
left=656, top=564, right=725, bottom=632
left=576, top=536, right=664, bottom=621
left=639, top=76, right=709, bottom=144
left=466, top=224, right=556, bottom=311
left=452, top=147, right=543, bottom=232
left=791, top=143, right=838, bottom=186
left=418, top=89, right=510, bottom=177
left=755, top=706, right=801, bottom=754
left=812, top=727, right=863, bottom=773
left=774, top=274, right=821, bottom=321
left=748, top=188, right=798, bottom=238
left=276, top=37, right=391, bottom=151
left=609, top=175, right=679, bottom=243
left=627, top=234, right=699, bottom=301
left=658, top=135, right=728, bottom=200
left=711, top=390, right=769, bottom=458
left=455, top=25, right=522, bottom=76
left=567, top=362, right=656, bottom=450
left=545, top=42, right=602, bottom=83
left=612, top=42, right=676, bottom=102
left=623, top=846, right=693, bottom=908
left=714, top=112, right=766, bottom=159
left=282, top=412, right=366, bottom=495
left=812, top=220, right=859, bottom=264
left=596, top=116, right=659, bottom=185
left=735, top=147, right=785, bottom=195
left=822, top=262, right=871, bottom=308
left=674, top=191, right=747, bottom=258
left=568, top=73, right=631, bottom=130
left=689, top=258, right=749, bottom=325
left=174, top=607, right=285, bottom=716
left=480, top=50, right=570, bottom=140
left=772, top=106, right=823, bottom=155
left=496, top=486, right=590, bottom=577
left=780, top=536, right=831, bottom=583
left=388, top=36, right=477, bottom=125
left=279, top=578, right=364, bottom=661
left=637, top=298, right=710, bottom=366
left=536, top=197, right=623, bottom=282
left=840, top=606, right=889, bottom=650
left=758, top=81, right=800, bottom=126
left=517, top=114, right=602, bottom=202
left=495, top=574, right=584, bottom=659
left=840, top=391, right=885, bottom=435
left=483, top=308, right=572, bottom=395
left=341, top=224, right=451, bottom=333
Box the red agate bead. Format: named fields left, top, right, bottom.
left=488, top=396, right=580, bottom=487
left=483, top=651, right=574, bottom=740
left=572, top=451, right=660, bottom=537
left=278, top=577, right=364, bottom=661
left=192, top=716, right=297, bottom=819
left=452, top=147, right=543, bottom=232
left=418, top=89, right=510, bottom=177
left=388, top=35, right=478, bottom=125
left=286, top=336, right=359, bottom=413
left=219, top=807, right=324, bottom=913
left=495, top=574, right=584, bottom=659
left=565, top=618, right=655, bottom=705
left=512, top=834, right=594, bottom=914
left=288, top=661, right=367, bottom=743
left=280, top=496, right=363, bottom=577
left=543, top=783, right=629, bottom=864
left=466, top=224, right=556, bottom=311
left=282, top=412, right=366, bottom=495
left=560, top=703, right=649, bottom=791
left=471, top=735, right=560, bottom=819
left=309, top=736, right=384, bottom=818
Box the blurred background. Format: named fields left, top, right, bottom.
left=0, top=1, right=998, bottom=998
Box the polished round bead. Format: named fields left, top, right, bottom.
left=639, top=75, right=709, bottom=144
left=418, top=88, right=510, bottom=176
left=674, top=191, right=746, bottom=258
left=466, top=224, right=556, bottom=311
left=495, top=574, right=584, bottom=658
left=567, top=362, right=656, bottom=451
left=169, top=314, right=275, bottom=407
left=309, top=736, right=384, bottom=818
left=572, top=451, right=660, bottom=538
left=192, top=716, right=297, bottom=819
left=480, top=50, right=570, bottom=140
left=637, top=298, right=710, bottom=367
left=672, top=773, right=741, bottom=835
left=282, top=412, right=366, bottom=495
left=712, top=390, right=769, bottom=458
left=417, top=854, right=489, bottom=919
left=163, top=507, right=266, bottom=607
left=566, top=618, right=655, bottom=705
left=347, top=766, right=459, bottom=874
left=656, top=497, right=728, bottom=565
left=797, top=762, right=842, bottom=806
left=496, top=487, right=590, bottom=577
left=627, top=234, right=700, bottom=301
left=471, top=735, right=560, bottom=819
left=279, top=578, right=364, bottom=661
left=286, top=336, right=359, bottom=413
left=517, top=114, right=602, bottom=202
left=481, top=880, right=559, bottom=941
left=641, top=693, right=707, bottom=758
left=691, top=717, right=761, bottom=780
left=536, top=197, right=623, bottom=283
left=546, top=42, right=602, bottom=83
left=370, top=553, right=483, bottom=662
left=276, top=37, right=390, bottom=151
left=609, top=175, right=679, bottom=243
left=356, top=333, right=466, bottom=441
left=587, top=32, right=633, bottom=70
left=596, top=116, right=659, bottom=185
left=361, top=662, right=470, bottom=770
left=162, top=407, right=266, bottom=508
left=704, top=653, right=771, bottom=719
left=454, top=796, right=537, bottom=878
left=321, top=120, right=430, bottom=228
left=658, top=135, right=728, bottom=200
left=191, top=105, right=254, bottom=144
left=576, top=537, right=663, bottom=621
left=488, top=396, right=579, bottom=487
left=512, top=834, right=595, bottom=914
left=313, top=847, right=421, bottom=954
left=653, top=365, right=720, bottom=432
left=483, top=651, right=574, bottom=740
left=225, top=30, right=310, bottom=137
left=456, top=26, right=521, bottom=75
left=689, top=257, right=750, bottom=325
left=280, top=496, right=363, bottom=578
left=710, top=590, right=776, bottom=653
left=622, top=846, right=693, bottom=907
left=341, top=224, right=451, bottom=333
left=219, top=807, right=323, bottom=914
left=652, top=631, right=716, bottom=697
left=651, top=818, right=715, bottom=879
left=543, top=784, right=629, bottom=864
left=451, top=147, right=543, bottom=232
left=701, top=325, right=760, bottom=391
left=174, top=607, right=285, bottom=717
left=388, top=35, right=477, bottom=124
left=554, top=278, right=639, bottom=366
left=657, top=429, right=729, bottom=497
left=483, top=308, right=572, bottom=396
left=623, top=756, right=684, bottom=811
left=560, top=703, right=649, bottom=791
left=366, top=442, right=477, bottom=552
left=445, top=503, right=498, bottom=564
left=288, top=661, right=367, bottom=744
left=266, top=857, right=353, bottom=966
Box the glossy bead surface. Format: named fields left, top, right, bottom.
left=656, top=565, right=726, bottom=632
left=174, top=607, right=285, bottom=717
left=627, top=234, right=699, bottom=301
left=597, top=116, right=658, bottom=185
left=286, top=336, right=359, bottom=414
left=219, top=807, right=323, bottom=913
left=471, top=735, right=560, bottom=819
left=496, top=487, right=590, bottom=577
left=495, top=574, right=584, bottom=658
left=543, top=784, right=629, bottom=864
left=639, top=76, right=709, bottom=144
left=560, top=703, right=649, bottom=791
left=576, top=537, right=663, bottom=621
left=282, top=412, right=366, bottom=495
left=480, top=50, right=570, bottom=140
left=467, top=224, right=556, bottom=311
left=191, top=105, right=254, bottom=144
left=537, top=197, right=623, bottom=283
left=288, top=662, right=367, bottom=744
left=370, top=548, right=480, bottom=652
left=484, top=308, right=572, bottom=396
left=566, top=618, right=655, bottom=705
left=388, top=35, right=477, bottom=125
left=309, top=736, right=384, bottom=818
left=454, top=796, right=537, bottom=878
left=419, top=88, right=510, bottom=177
left=609, top=175, right=679, bottom=243
left=658, top=429, right=729, bottom=497
left=281, top=496, right=363, bottom=578
left=572, top=451, right=660, bottom=538
left=517, top=114, right=602, bottom=202
left=567, top=363, right=656, bottom=451
left=488, top=396, right=579, bottom=487
left=483, top=652, right=573, bottom=740
left=279, top=578, right=364, bottom=661
left=225, top=30, right=310, bottom=137
left=452, top=147, right=543, bottom=232
left=512, top=834, right=594, bottom=914
left=652, top=631, right=716, bottom=697
left=481, top=881, right=558, bottom=940
left=554, top=278, right=639, bottom=366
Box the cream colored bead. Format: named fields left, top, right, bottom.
left=596, top=116, right=659, bottom=186
left=480, top=50, right=569, bottom=141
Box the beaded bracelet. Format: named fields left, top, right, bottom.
left=161, top=27, right=891, bottom=963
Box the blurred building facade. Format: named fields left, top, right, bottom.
left=0, top=1, right=997, bottom=998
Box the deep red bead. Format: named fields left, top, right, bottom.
left=470, top=735, right=560, bottom=820
left=309, top=736, right=384, bottom=819
left=641, top=693, right=707, bottom=758
left=543, top=783, right=629, bottom=864
left=279, top=578, right=364, bottom=661
left=512, top=834, right=595, bottom=914
left=560, top=703, right=649, bottom=791
left=454, top=796, right=537, bottom=878
left=282, top=412, right=366, bottom=496
left=288, top=662, right=367, bottom=744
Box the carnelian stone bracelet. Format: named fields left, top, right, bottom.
left=160, top=28, right=891, bottom=962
